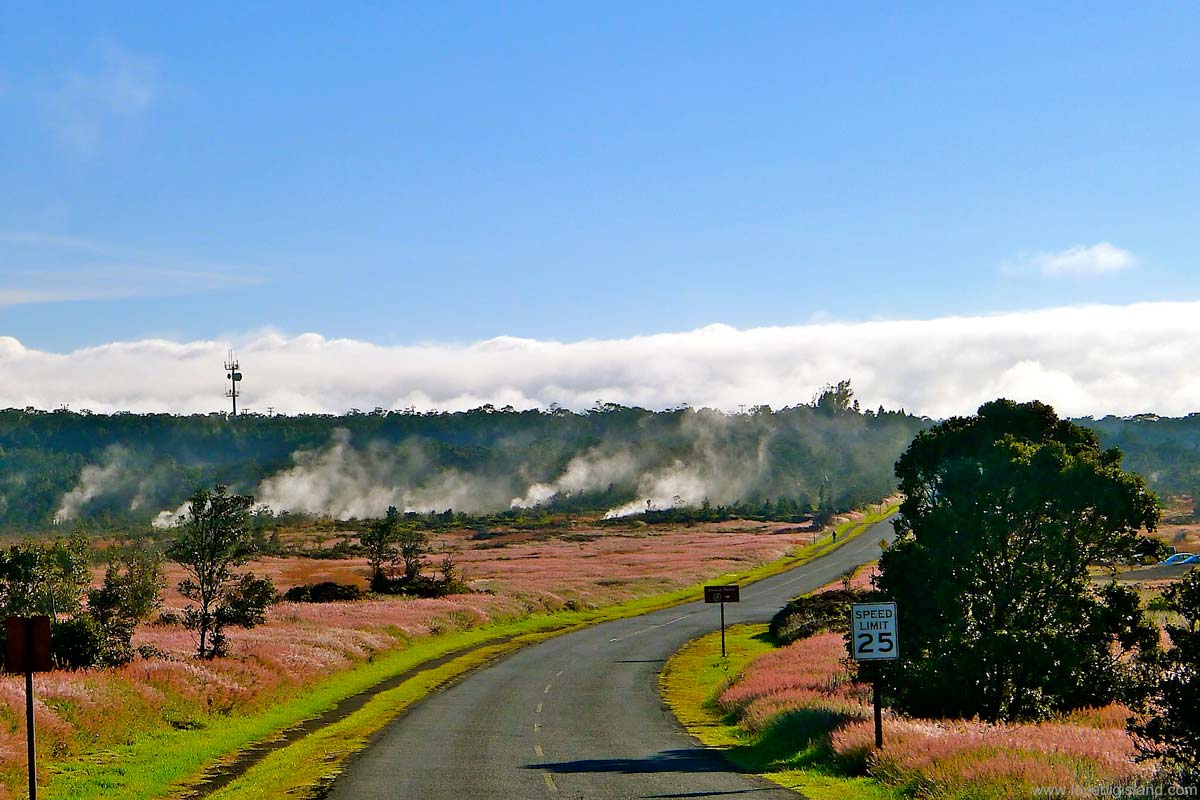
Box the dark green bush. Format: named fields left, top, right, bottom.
left=370, top=573, right=468, bottom=598
left=769, top=588, right=868, bottom=645
left=51, top=615, right=103, bottom=669
left=284, top=581, right=363, bottom=603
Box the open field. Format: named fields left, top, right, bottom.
left=0, top=508, right=892, bottom=800
left=1144, top=494, right=1200, bottom=553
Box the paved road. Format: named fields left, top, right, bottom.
left=328, top=517, right=896, bottom=800
left=1113, top=562, right=1196, bottom=582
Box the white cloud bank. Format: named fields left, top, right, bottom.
left=4, top=300, right=1200, bottom=419
left=1006, top=242, right=1138, bottom=277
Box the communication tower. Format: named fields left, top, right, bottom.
left=224, top=351, right=243, bottom=416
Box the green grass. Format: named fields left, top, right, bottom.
left=660, top=624, right=899, bottom=800
left=43, top=504, right=897, bottom=800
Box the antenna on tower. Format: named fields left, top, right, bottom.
left=224, top=350, right=243, bottom=416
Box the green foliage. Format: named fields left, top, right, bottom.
left=769, top=588, right=868, bottom=645
left=359, top=506, right=401, bottom=582
left=1134, top=569, right=1200, bottom=779
left=813, top=379, right=859, bottom=415
left=369, top=554, right=467, bottom=598
left=0, top=534, right=117, bottom=668
left=877, top=399, right=1161, bottom=722
left=397, top=527, right=431, bottom=581
left=0, top=534, right=91, bottom=618
left=167, top=486, right=275, bottom=658
left=283, top=582, right=363, bottom=603
left=88, top=534, right=165, bottom=665
left=216, top=574, right=278, bottom=628
left=50, top=614, right=103, bottom=670
left=1084, top=414, right=1200, bottom=497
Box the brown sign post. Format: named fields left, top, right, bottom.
left=6, top=615, right=52, bottom=800
left=703, top=585, right=740, bottom=657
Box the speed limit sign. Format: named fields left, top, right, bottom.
left=850, top=602, right=898, bottom=661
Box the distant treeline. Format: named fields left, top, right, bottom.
left=10, top=394, right=1199, bottom=534
left=1084, top=414, right=1200, bottom=500
left=0, top=382, right=925, bottom=531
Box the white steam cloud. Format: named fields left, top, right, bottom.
left=603, top=412, right=770, bottom=517
left=7, top=301, right=1200, bottom=420
left=53, top=446, right=130, bottom=524
left=254, top=429, right=514, bottom=518
left=53, top=445, right=169, bottom=524
left=509, top=449, right=638, bottom=508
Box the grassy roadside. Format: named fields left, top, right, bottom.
left=44, top=504, right=897, bottom=800
left=660, top=624, right=899, bottom=800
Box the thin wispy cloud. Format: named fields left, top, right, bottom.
left=1004, top=242, right=1138, bottom=278
left=0, top=269, right=259, bottom=307
left=0, top=232, right=109, bottom=252
left=3, top=301, right=1199, bottom=419
left=0, top=286, right=135, bottom=306
left=41, top=42, right=157, bottom=157
left=0, top=232, right=263, bottom=306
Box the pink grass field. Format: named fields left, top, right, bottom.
left=718, top=631, right=1153, bottom=798
left=0, top=517, right=835, bottom=798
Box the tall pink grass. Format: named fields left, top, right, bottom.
left=718, top=632, right=870, bottom=733
left=718, top=629, right=1151, bottom=794
left=832, top=714, right=1150, bottom=794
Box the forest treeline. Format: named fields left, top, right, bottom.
left=4, top=386, right=1199, bottom=533
left=0, top=383, right=923, bottom=531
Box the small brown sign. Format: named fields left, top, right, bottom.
left=6, top=616, right=52, bottom=673
left=704, top=585, right=740, bottom=603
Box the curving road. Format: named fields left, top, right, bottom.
left=328, top=517, right=896, bottom=800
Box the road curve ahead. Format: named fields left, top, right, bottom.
left=328, top=517, right=896, bottom=800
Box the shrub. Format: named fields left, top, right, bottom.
left=371, top=573, right=468, bottom=599
left=153, top=610, right=182, bottom=626
left=284, top=582, right=363, bottom=603
left=52, top=614, right=103, bottom=669
left=769, top=588, right=868, bottom=645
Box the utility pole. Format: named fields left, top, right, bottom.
left=224, top=351, right=243, bottom=416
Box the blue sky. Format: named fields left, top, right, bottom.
left=2, top=3, right=1198, bottom=354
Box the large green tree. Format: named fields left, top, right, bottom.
left=876, top=399, right=1161, bottom=722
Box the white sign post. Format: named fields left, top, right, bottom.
left=850, top=602, right=898, bottom=749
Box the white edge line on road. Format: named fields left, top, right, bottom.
left=608, top=614, right=692, bottom=642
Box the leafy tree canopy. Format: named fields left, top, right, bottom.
left=167, top=486, right=275, bottom=658
left=876, top=399, right=1161, bottom=722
